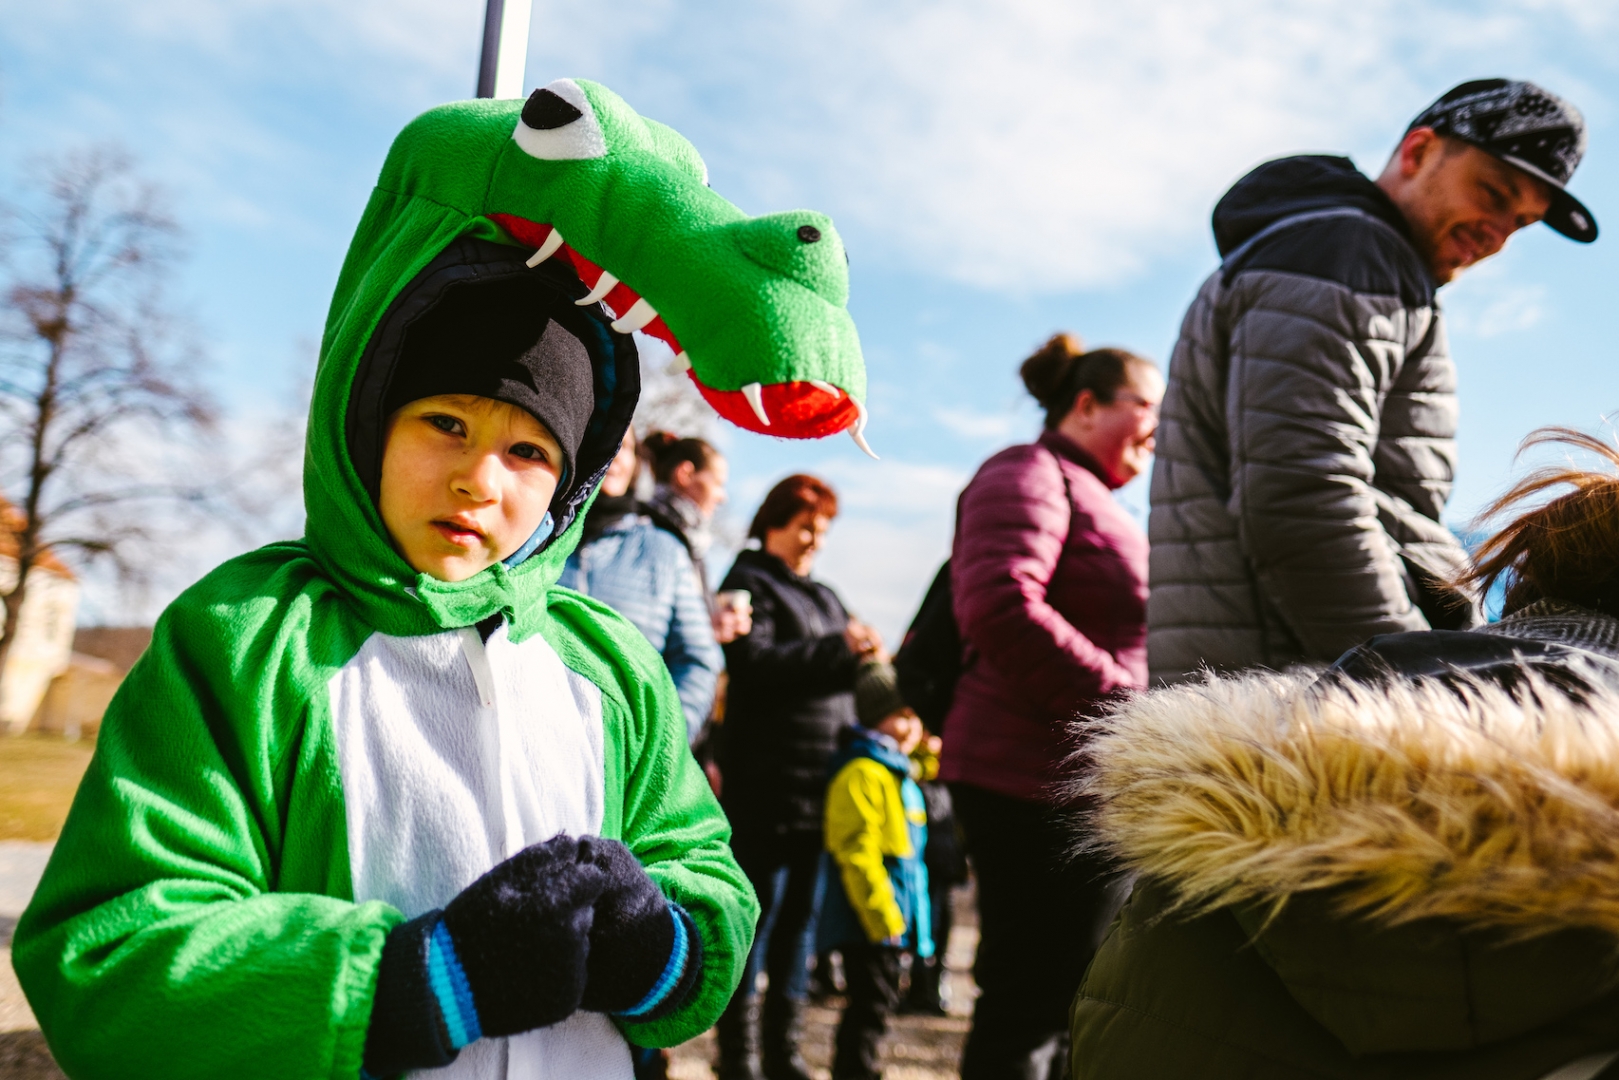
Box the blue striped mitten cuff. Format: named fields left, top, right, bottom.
left=613, top=902, right=703, bottom=1023
left=426, top=919, right=483, bottom=1047
left=362, top=910, right=465, bottom=1079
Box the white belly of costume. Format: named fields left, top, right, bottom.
left=329, top=622, right=632, bottom=1080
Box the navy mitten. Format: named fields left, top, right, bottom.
left=362, top=834, right=607, bottom=1078
left=578, top=837, right=703, bottom=1020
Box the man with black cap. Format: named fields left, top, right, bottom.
left=1146, top=79, right=1597, bottom=685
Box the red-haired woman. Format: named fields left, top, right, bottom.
left=713, top=474, right=881, bottom=1080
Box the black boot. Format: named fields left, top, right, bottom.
left=898, top=954, right=947, bottom=1016
left=808, top=949, right=841, bottom=1002
left=716, top=993, right=763, bottom=1080
left=760, top=991, right=815, bottom=1080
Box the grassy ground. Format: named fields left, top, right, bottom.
left=0, top=735, right=94, bottom=842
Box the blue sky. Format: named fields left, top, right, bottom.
left=5, top=0, right=1619, bottom=639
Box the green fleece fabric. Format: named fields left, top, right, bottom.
left=12, top=85, right=761, bottom=1080
left=369, top=80, right=866, bottom=441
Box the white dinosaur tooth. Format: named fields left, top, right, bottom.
left=809, top=380, right=841, bottom=397
left=742, top=382, right=770, bottom=427
left=850, top=399, right=878, bottom=459
left=666, top=352, right=692, bottom=374
left=525, top=229, right=565, bottom=267
left=610, top=297, right=659, bottom=334
left=575, top=269, right=619, bottom=305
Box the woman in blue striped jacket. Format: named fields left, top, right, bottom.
left=560, top=428, right=723, bottom=743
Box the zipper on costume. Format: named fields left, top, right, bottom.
left=459, top=627, right=524, bottom=860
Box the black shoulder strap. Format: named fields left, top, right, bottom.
left=642, top=501, right=695, bottom=555
left=1040, top=442, right=1078, bottom=544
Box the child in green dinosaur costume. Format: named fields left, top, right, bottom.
left=11, top=77, right=870, bottom=1080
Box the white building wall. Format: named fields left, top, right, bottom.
left=0, top=556, right=80, bottom=733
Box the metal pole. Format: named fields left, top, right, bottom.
left=476, top=0, right=532, bottom=99
left=476, top=0, right=505, bottom=98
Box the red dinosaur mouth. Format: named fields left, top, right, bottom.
left=490, top=213, right=867, bottom=446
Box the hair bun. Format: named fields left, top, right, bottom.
left=641, top=429, right=678, bottom=454
left=641, top=429, right=720, bottom=482
left=1020, top=333, right=1084, bottom=409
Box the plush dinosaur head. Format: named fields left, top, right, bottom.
left=375, top=78, right=871, bottom=453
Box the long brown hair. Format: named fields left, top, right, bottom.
left=1458, top=427, right=1619, bottom=617
left=1020, top=333, right=1156, bottom=430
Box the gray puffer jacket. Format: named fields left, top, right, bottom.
left=1148, top=155, right=1477, bottom=685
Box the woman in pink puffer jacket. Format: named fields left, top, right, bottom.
left=941, top=333, right=1160, bottom=1080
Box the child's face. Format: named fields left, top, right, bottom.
left=875, top=709, right=924, bottom=755
left=379, top=394, right=563, bottom=582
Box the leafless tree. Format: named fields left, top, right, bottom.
left=0, top=146, right=217, bottom=699
left=634, top=336, right=718, bottom=441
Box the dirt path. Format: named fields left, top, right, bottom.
left=671, top=884, right=977, bottom=1079
left=1, top=842, right=64, bottom=1080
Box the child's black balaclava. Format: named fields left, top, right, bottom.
left=386, top=274, right=597, bottom=500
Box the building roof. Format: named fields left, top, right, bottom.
left=0, top=500, right=73, bottom=578
left=71, top=627, right=152, bottom=672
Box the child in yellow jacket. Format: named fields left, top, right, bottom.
left=819, top=662, right=934, bottom=1080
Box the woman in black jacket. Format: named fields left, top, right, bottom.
left=714, top=474, right=881, bottom=1080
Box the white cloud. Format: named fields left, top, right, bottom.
left=524, top=0, right=1612, bottom=296
left=523, top=0, right=1608, bottom=292
left=1471, top=284, right=1548, bottom=338
left=814, top=516, right=949, bottom=648
left=708, top=456, right=968, bottom=644
left=933, top=406, right=1023, bottom=442
left=18, top=0, right=1607, bottom=297
left=13, top=0, right=1613, bottom=629
left=1442, top=256, right=1551, bottom=339
left=816, top=457, right=971, bottom=515
left=810, top=457, right=968, bottom=644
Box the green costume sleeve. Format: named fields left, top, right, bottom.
left=13, top=551, right=390, bottom=1080
left=549, top=592, right=759, bottom=1048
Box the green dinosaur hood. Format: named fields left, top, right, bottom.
left=307, top=79, right=870, bottom=639
left=306, top=201, right=638, bottom=644
left=412, top=80, right=868, bottom=446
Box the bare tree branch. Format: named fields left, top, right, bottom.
left=0, top=145, right=220, bottom=710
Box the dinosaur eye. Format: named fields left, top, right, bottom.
left=521, top=89, right=583, bottom=130
left=512, top=78, right=606, bottom=161
left=797, top=225, right=822, bottom=243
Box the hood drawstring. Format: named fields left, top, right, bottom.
left=502, top=513, right=556, bottom=568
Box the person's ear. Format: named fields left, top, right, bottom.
left=671, top=460, right=696, bottom=489
left=1399, top=127, right=1440, bottom=178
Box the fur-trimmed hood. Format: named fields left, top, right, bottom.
left=1081, top=664, right=1619, bottom=937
